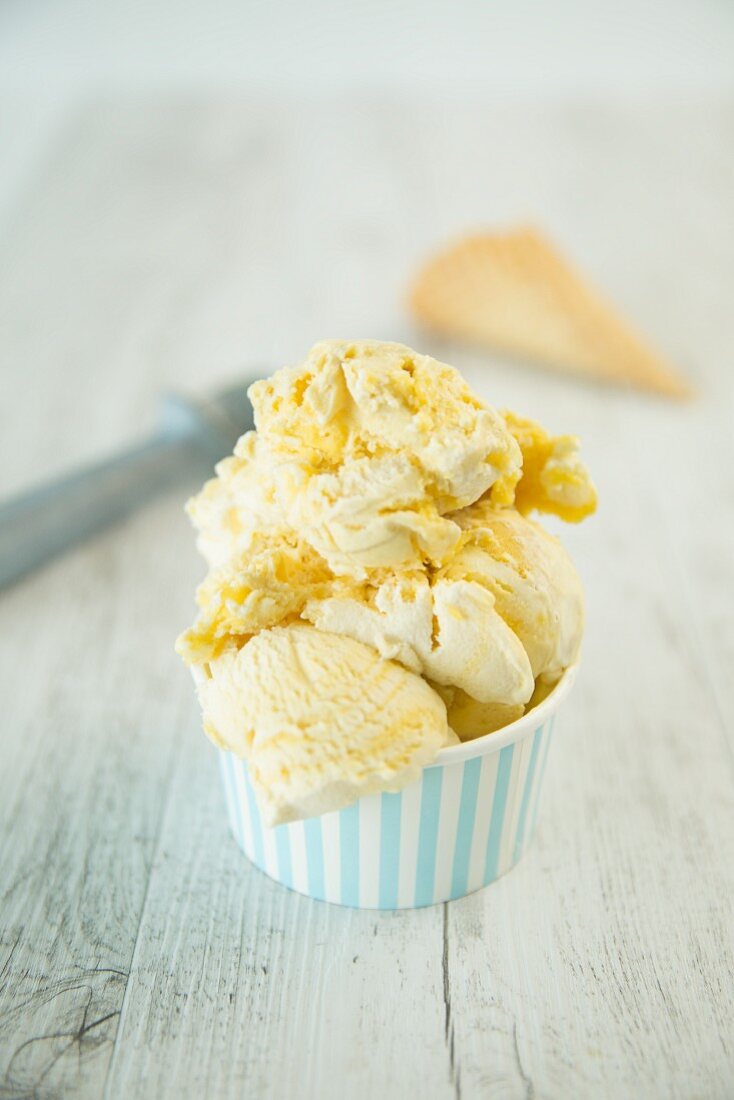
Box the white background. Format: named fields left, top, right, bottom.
left=3, top=0, right=734, bottom=216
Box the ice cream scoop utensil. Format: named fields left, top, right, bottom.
left=0, top=382, right=255, bottom=590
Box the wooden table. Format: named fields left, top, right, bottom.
left=1, top=98, right=733, bottom=1099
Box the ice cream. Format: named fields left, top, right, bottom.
left=177, top=340, right=595, bottom=825
left=187, top=340, right=524, bottom=577
left=447, top=503, right=586, bottom=681
left=197, top=623, right=453, bottom=825
left=303, top=572, right=534, bottom=706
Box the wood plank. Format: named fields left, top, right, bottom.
left=104, top=733, right=453, bottom=1100
left=1, top=96, right=733, bottom=1099
left=0, top=496, right=197, bottom=1098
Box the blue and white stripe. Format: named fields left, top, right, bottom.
left=218, top=713, right=558, bottom=908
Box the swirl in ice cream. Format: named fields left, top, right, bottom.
left=177, top=340, right=596, bottom=825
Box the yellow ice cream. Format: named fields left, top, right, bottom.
left=302, top=506, right=583, bottom=710
left=500, top=410, right=597, bottom=523
left=303, top=572, right=534, bottom=705
left=177, top=530, right=337, bottom=665
left=430, top=682, right=525, bottom=741
left=187, top=340, right=523, bottom=576
left=447, top=503, right=585, bottom=680
left=178, top=339, right=595, bottom=825
left=198, top=623, right=454, bottom=825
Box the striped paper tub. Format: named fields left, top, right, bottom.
left=211, top=666, right=576, bottom=908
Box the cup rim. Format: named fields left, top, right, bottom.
left=433, top=664, right=578, bottom=765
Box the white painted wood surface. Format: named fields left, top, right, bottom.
left=1, top=98, right=733, bottom=1099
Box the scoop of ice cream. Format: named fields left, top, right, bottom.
left=198, top=623, right=453, bottom=825
left=284, top=451, right=463, bottom=574
left=187, top=340, right=522, bottom=575
left=250, top=340, right=521, bottom=509
left=179, top=340, right=595, bottom=821
left=303, top=572, right=533, bottom=706
left=446, top=503, right=585, bottom=680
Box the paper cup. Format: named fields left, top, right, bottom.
left=193, top=665, right=576, bottom=908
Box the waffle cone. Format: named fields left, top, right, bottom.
left=409, top=228, right=692, bottom=398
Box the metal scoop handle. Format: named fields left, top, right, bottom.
left=0, top=389, right=253, bottom=590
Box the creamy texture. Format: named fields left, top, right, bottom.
left=198, top=624, right=454, bottom=825
left=188, top=340, right=523, bottom=577
left=249, top=340, right=522, bottom=510
left=304, top=573, right=533, bottom=705
left=302, top=505, right=584, bottom=705
left=178, top=339, right=595, bottom=825
left=446, top=503, right=585, bottom=680
left=178, top=531, right=336, bottom=665
left=430, top=682, right=526, bottom=740
left=501, top=410, right=597, bottom=523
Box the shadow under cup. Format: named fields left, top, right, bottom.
left=195, top=665, right=577, bottom=909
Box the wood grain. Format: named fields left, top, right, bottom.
left=0, top=97, right=733, bottom=1099
left=104, top=735, right=451, bottom=1100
